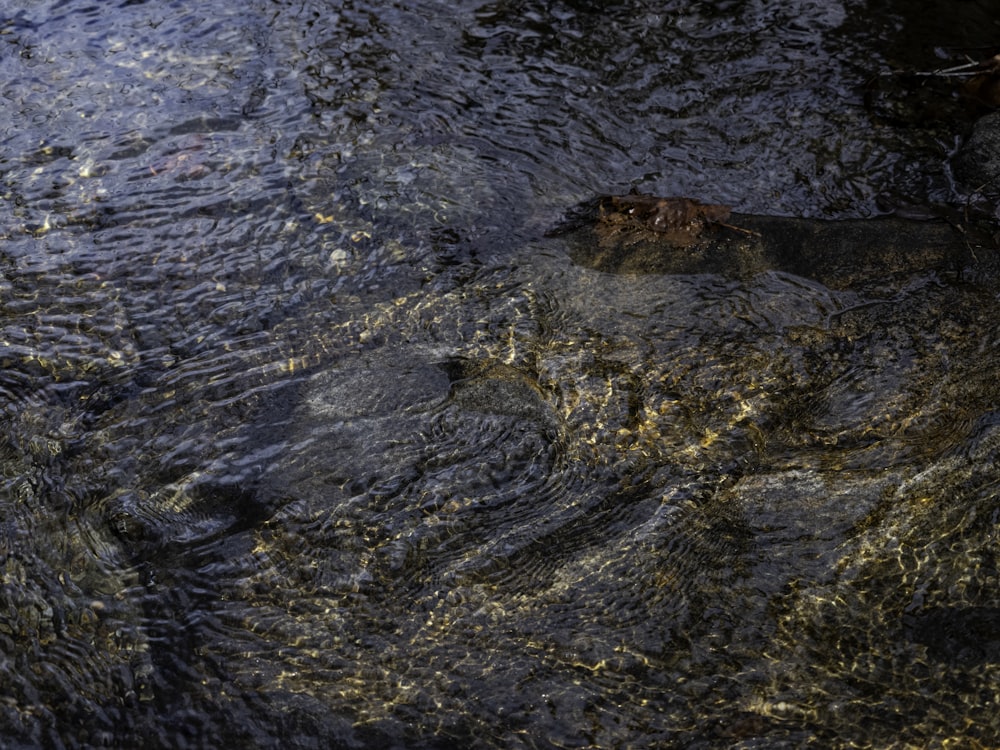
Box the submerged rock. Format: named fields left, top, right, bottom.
left=131, top=208, right=1000, bottom=747
left=954, top=111, right=1000, bottom=194
left=554, top=194, right=1000, bottom=290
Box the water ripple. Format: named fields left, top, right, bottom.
left=2, top=0, right=999, bottom=746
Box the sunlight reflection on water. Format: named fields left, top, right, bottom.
left=1, top=0, right=999, bottom=747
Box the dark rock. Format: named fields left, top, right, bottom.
left=954, top=111, right=1000, bottom=193
left=904, top=606, right=1000, bottom=664
left=554, top=201, right=1000, bottom=292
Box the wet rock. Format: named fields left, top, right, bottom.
left=443, top=358, right=559, bottom=432
left=954, top=111, right=1000, bottom=193
left=554, top=198, right=1000, bottom=291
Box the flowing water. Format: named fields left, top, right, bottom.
left=2, top=1, right=1000, bottom=747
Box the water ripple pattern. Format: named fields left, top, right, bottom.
left=1, top=0, right=999, bottom=748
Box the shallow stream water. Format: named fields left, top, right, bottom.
left=2, top=1, right=1000, bottom=747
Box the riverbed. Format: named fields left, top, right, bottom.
left=2, top=1, right=999, bottom=747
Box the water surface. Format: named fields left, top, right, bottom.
left=1, top=1, right=999, bottom=747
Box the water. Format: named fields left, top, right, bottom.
left=1, top=0, right=999, bottom=747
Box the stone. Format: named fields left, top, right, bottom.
left=954, top=111, right=1000, bottom=193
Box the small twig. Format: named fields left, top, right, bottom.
left=912, top=57, right=980, bottom=77
left=899, top=53, right=1000, bottom=80
left=715, top=220, right=760, bottom=238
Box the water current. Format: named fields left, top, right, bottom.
left=2, top=0, right=1000, bottom=747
